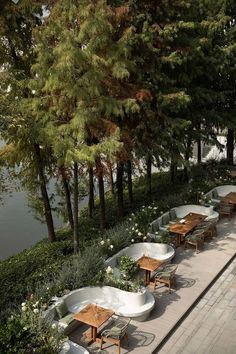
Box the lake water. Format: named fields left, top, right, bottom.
left=0, top=140, right=89, bottom=261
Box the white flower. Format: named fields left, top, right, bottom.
left=160, top=211, right=163, bottom=215
left=33, top=301, right=39, bottom=308
left=100, top=240, right=105, bottom=245
left=109, top=244, right=114, bottom=249
left=126, top=228, right=129, bottom=231
left=22, top=306, right=27, bottom=312
left=135, top=223, right=138, bottom=227
left=33, top=308, right=39, bottom=314
left=132, top=227, right=135, bottom=231
left=154, top=207, right=158, bottom=210
left=131, top=213, right=135, bottom=216
left=147, top=232, right=150, bottom=236
left=138, top=232, right=142, bottom=236
left=148, top=206, right=152, bottom=209
left=106, top=266, right=113, bottom=274
left=135, top=229, right=139, bottom=233
left=123, top=274, right=126, bottom=278
left=143, top=236, right=147, bottom=240
left=21, top=302, right=26, bottom=307
left=107, top=239, right=110, bottom=242
left=23, top=326, right=28, bottom=331
left=131, top=239, right=135, bottom=243
left=51, top=323, right=57, bottom=329
left=129, top=218, right=132, bottom=221
left=155, top=231, right=159, bottom=235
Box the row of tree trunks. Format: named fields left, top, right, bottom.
left=87, top=160, right=135, bottom=225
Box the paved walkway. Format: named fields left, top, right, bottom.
left=70, top=217, right=236, bottom=353
left=159, top=256, right=236, bottom=354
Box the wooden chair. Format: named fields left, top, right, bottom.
left=100, top=316, right=130, bottom=354
left=154, top=263, right=178, bottom=293
left=184, top=230, right=205, bottom=253
left=195, top=220, right=217, bottom=240
left=219, top=202, right=233, bottom=219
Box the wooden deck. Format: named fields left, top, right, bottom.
left=69, top=216, right=236, bottom=353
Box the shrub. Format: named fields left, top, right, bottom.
left=0, top=298, right=65, bottom=354
left=119, top=255, right=139, bottom=280
left=0, top=240, right=73, bottom=321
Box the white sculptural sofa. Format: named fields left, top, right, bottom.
left=46, top=285, right=155, bottom=333
left=150, top=204, right=219, bottom=235
left=105, top=242, right=175, bottom=268
left=204, top=185, right=236, bottom=206
left=173, top=205, right=219, bottom=221
left=59, top=341, right=89, bottom=354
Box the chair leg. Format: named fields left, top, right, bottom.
left=118, top=341, right=121, bottom=354
left=100, top=337, right=103, bottom=350
left=124, top=333, right=129, bottom=347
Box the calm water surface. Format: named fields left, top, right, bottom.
left=0, top=140, right=68, bottom=261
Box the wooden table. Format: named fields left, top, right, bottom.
left=137, top=256, right=162, bottom=285
left=222, top=192, right=236, bottom=205
left=169, top=212, right=207, bottom=246
left=74, top=303, right=114, bottom=343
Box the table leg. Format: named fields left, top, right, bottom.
left=92, top=326, right=97, bottom=342
left=145, top=270, right=150, bottom=285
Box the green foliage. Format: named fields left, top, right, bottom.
left=103, top=271, right=143, bottom=293
left=99, top=220, right=131, bottom=257
left=0, top=298, right=65, bottom=354
left=0, top=240, right=73, bottom=319
left=119, top=255, right=139, bottom=280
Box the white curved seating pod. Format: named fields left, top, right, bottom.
left=106, top=242, right=175, bottom=268
left=172, top=204, right=219, bottom=222
left=48, top=286, right=155, bottom=324
left=59, top=340, right=89, bottom=354
left=204, top=185, right=236, bottom=204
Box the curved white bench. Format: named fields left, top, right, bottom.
left=149, top=205, right=219, bottom=236
left=48, top=286, right=155, bottom=325
left=204, top=185, right=236, bottom=205
left=173, top=204, right=219, bottom=221
left=106, top=242, right=175, bottom=268
left=60, top=341, right=89, bottom=354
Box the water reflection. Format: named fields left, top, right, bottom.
left=0, top=139, right=64, bottom=261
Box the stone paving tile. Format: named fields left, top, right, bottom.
left=69, top=218, right=236, bottom=353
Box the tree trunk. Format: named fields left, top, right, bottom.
left=34, top=144, right=55, bottom=242
left=73, top=162, right=79, bottom=254
left=227, top=128, right=234, bottom=165
left=146, top=154, right=152, bottom=197
left=197, top=123, right=201, bottom=163
left=183, top=135, right=192, bottom=182
left=127, top=160, right=133, bottom=204
left=88, top=166, right=95, bottom=218
left=117, top=161, right=124, bottom=219
left=107, top=161, right=115, bottom=195
left=170, top=159, right=177, bottom=183
left=60, top=166, right=74, bottom=231
left=96, top=157, right=106, bottom=229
